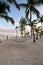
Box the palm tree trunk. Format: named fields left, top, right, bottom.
left=21, top=31, right=23, bottom=38
left=40, top=33, right=41, bottom=39
left=33, top=29, right=35, bottom=43
left=40, top=22, right=42, bottom=38
left=30, top=9, right=32, bottom=38
left=31, top=27, right=33, bottom=38
left=41, top=22, right=42, bottom=31
left=22, top=33, right=23, bottom=38
left=16, top=30, right=17, bottom=38
left=24, top=28, right=25, bottom=37
left=36, top=33, right=38, bottom=39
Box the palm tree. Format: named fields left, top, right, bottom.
left=26, top=19, right=38, bottom=42
left=15, top=26, right=19, bottom=38
left=34, top=27, right=39, bottom=39
left=25, top=32, right=29, bottom=37
left=39, top=15, right=43, bottom=31
left=0, top=1, right=14, bottom=24
left=19, top=23, right=24, bottom=38
left=19, top=17, right=27, bottom=38
left=6, top=0, right=20, bottom=10
left=18, top=0, right=43, bottom=38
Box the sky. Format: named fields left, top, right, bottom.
left=0, top=0, right=43, bottom=30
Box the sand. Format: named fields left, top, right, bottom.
left=0, top=36, right=43, bottom=65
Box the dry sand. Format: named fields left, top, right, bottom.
left=0, top=36, right=43, bottom=65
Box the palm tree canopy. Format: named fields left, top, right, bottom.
left=7, top=0, right=20, bottom=10
left=0, top=1, right=10, bottom=14
left=18, top=0, right=43, bottom=18
left=27, top=19, right=37, bottom=26
left=36, top=0, right=43, bottom=5
left=0, top=1, right=14, bottom=25
left=34, top=26, right=41, bottom=33
left=19, top=17, right=27, bottom=27
left=19, top=17, right=27, bottom=31
left=15, top=26, right=19, bottom=29
left=39, top=15, right=43, bottom=23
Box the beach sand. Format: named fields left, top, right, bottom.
left=0, top=36, right=43, bottom=65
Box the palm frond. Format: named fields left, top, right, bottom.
left=39, top=15, right=43, bottom=23
left=35, top=21, right=39, bottom=24
left=0, top=1, right=10, bottom=12
left=32, top=7, right=40, bottom=18
left=19, top=17, right=27, bottom=31
left=25, top=9, right=29, bottom=18
left=18, top=4, right=27, bottom=8
left=32, top=19, right=37, bottom=24
left=7, top=0, right=20, bottom=10
left=0, top=14, right=14, bottom=25
left=14, top=0, right=20, bottom=10
left=36, top=0, right=43, bottom=5
left=15, top=26, right=19, bottom=29
left=7, top=0, right=12, bottom=3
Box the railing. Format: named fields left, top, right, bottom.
left=0, top=34, right=6, bottom=38
left=0, top=34, right=8, bottom=40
